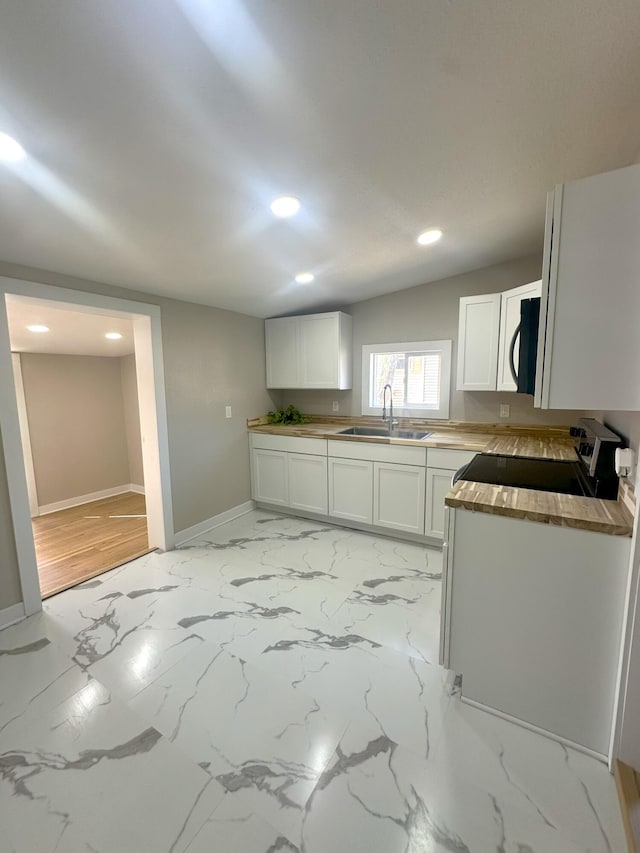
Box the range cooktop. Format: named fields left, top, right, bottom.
left=455, top=454, right=593, bottom=497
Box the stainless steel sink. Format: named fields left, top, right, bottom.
left=338, top=427, right=431, bottom=440
left=391, top=429, right=431, bottom=440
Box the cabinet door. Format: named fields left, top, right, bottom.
left=456, top=293, right=501, bottom=391
left=299, top=314, right=340, bottom=387
left=328, top=457, right=373, bottom=524
left=448, top=509, right=629, bottom=756
left=425, top=467, right=456, bottom=539
left=251, top=449, right=289, bottom=505
left=265, top=317, right=300, bottom=388
left=373, top=462, right=426, bottom=535
left=288, top=453, right=328, bottom=514
left=496, top=280, right=542, bottom=392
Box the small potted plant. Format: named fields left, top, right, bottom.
left=267, top=405, right=310, bottom=425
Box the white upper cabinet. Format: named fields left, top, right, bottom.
left=265, top=311, right=352, bottom=389
left=457, top=282, right=542, bottom=393
left=496, top=280, right=542, bottom=392
left=456, top=293, right=501, bottom=391
left=535, top=163, right=640, bottom=410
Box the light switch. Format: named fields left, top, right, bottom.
left=225, top=406, right=232, bottom=418
left=499, top=404, right=510, bottom=418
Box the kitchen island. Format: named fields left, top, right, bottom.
left=441, top=436, right=634, bottom=761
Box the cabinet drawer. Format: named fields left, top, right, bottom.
left=251, top=433, right=327, bottom=456
left=327, top=440, right=426, bottom=466
left=426, top=448, right=478, bottom=470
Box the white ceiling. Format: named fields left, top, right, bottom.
left=0, top=1, right=639, bottom=318
left=6, top=295, right=134, bottom=356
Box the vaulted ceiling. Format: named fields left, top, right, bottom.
left=1, top=0, right=639, bottom=317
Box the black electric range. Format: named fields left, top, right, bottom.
left=453, top=419, right=623, bottom=500
left=453, top=454, right=594, bottom=496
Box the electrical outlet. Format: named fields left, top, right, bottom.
left=332, top=401, right=339, bottom=412
left=499, top=404, right=510, bottom=418
left=225, top=405, right=232, bottom=419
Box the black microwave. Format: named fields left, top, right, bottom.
left=509, top=297, right=540, bottom=395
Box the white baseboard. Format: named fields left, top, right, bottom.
left=39, top=484, right=146, bottom=515
left=0, top=602, right=26, bottom=631
left=459, top=695, right=607, bottom=764
left=253, top=501, right=444, bottom=548
left=175, top=500, right=255, bottom=546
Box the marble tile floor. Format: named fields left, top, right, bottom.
left=0, top=509, right=626, bottom=852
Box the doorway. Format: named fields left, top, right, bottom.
left=0, top=277, right=174, bottom=617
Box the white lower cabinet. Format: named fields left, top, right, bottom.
left=251, top=449, right=289, bottom=506
left=373, top=462, right=426, bottom=535
left=425, top=467, right=456, bottom=539
left=250, top=435, right=477, bottom=542
left=288, top=453, right=328, bottom=514
left=328, top=457, right=373, bottom=524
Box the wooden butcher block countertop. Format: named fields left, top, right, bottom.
left=248, top=415, right=634, bottom=536
left=446, top=477, right=634, bottom=537
left=248, top=416, right=576, bottom=455
left=483, top=435, right=577, bottom=461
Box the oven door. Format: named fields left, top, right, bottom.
left=509, top=296, right=540, bottom=395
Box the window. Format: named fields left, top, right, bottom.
left=361, top=340, right=452, bottom=419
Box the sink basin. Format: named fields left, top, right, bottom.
left=338, top=427, right=431, bottom=440
left=390, top=429, right=431, bottom=440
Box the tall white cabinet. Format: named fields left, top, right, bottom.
left=265, top=311, right=352, bottom=390
left=535, top=163, right=640, bottom=410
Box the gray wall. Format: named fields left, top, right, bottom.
left=120, top=354, right=144, bottom=486
left=21, top=353, right=132, bottom=506
left=278, top=255, right=581, bottom=426
left=0, top=260, right=277, bottom=611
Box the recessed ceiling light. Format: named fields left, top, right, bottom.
left=295, top=272, right=315, bottom=285
left=270, top=195, right=301, bottom=218
left=417, top=228, right=443, bottom=246
left=105, top=332, right=123, bottom=340
left=27, top=324, right=49, bottom=333
left=0, top=132, right=26, bottom=163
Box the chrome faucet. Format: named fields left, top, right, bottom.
left=382, top=383, right=398, bottom=435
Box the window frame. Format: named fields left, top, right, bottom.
left=361, top=340, right=452, bottom=419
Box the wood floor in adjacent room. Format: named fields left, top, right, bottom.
left=33, top=491, right=152, bottom=599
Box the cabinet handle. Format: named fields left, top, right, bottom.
left=509, top=321, right=522, bottom=386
